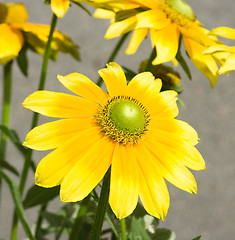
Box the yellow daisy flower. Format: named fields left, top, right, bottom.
left=204, top=27, right=235, bottom=74
left=0, top=2, right=79, bottom=65
left=22, top=62, right=205, bottom=219
left=94, top=0, right=226, bottom=87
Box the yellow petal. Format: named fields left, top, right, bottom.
left=218, top=54, right=235, bottom=74
left=98, top=62, right=127, bottom=97
left=105, top=15, right=137, bottom=39
left=135, top=9, right=170, bottom=30
left=203, top=44, right=235, bottom=55
left=151, top=23, right=179, bottom=65
left=150, top=118, right=199, bottom=145
left=0, top=24, right=23, bottom=65
left=1, top=3, right=28, bottom=24
left=51, top=0, right=70, bottom=18
left=125, top=28, right=148, bottom=55
left=151, top=90, right=178, bottom=118
left=22, top=90, right=99, bottom=118
left=183, top=36, right=219, bottom=88
left=109, top=144, right=139, bottom=219
left=23, top=118, right=94, bottom=151
left=57, top=73, right=108, bottom=105
left=144, top=136, right=198, bottom=193
left=210, top=27, right=235, bottom=40
left=60, top=137, right=113, bottom=202
left=35, top=127, right=102, bottom=188
left=136, top=144, right=169, bottom=220
left=93, top=8, right=115, bottom=19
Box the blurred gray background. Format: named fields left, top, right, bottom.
left=0, top=0, right=235, bottom=239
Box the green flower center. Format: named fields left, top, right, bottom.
left=96, top=96, right=150, bottom=145
left=160, top=0, right=196, bottom=27
left=168, top=0, right=195, bottom=20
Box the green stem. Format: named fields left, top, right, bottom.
left=144, top=48, right=156, bottom=72
left=10, top=14, right=58, bottom=240
left=0, top=61, right=13, bottom=200
left=90, top=168, right=111, bottom=240
left=69, top=196, right=90, bottom=240
left=96, top=33, right=129, bottom=87
left=120, top=219, right=126, bottom=240
left=0, top=61, right=13, bottom=159
left=35, top=203, right=47, bottom=239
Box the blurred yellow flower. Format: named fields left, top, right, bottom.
left=23, top=62, right=205, bottom=220
left=94, top=0, right=228, bottom=87
left=0, top=2, right=79, bottom=65
left=51, top=0, right=70, bottom=17
left=204, top=27, right=235, bottom=74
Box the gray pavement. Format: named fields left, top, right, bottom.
left=0, top=0, right=235, bottom=239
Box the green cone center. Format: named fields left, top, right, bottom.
left=168, top=0, right=195, bottom=20
left=108, top=100, right=146, bottom=134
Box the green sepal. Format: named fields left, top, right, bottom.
left=23, top=185, right=59, bottom=209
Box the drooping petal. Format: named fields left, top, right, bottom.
left=0, top=24, right=23, bottom=65
left=183, top=36, right=219, bottom=88
left=57, top=73, right=108, bottom=105
left=98, top=62, right=127, bottom=97
left=218, top=54, right=235, bottom=74
left=151, top=23, right=179, bottom=64
left=209, top=27, right=235, bottom=40
left=35, top=127, right=102, bottom=188
left=1, top=3, right=28, bottom=24
left=109, top=144, right=139, bottom=219
left=125, top=28, right=148, bottom=55
left=203, top=44, right=235, bottom=55
left=60, top=137, right=114, bottom=202
left=23, top=118, right=94, bottom=151
left=51, top=0, right=70, bottom=18
left=135, top=144, right=169, bottom=220
left=105, top=15, right=137, bottom=39
left=22, top=90, right=99, bottom=118
left=144, top=135, right=198, bottom=194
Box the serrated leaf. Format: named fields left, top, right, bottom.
left=0, top=158, right=19, bottom=176
left=23, top=185, right=59, bottom=209
left=152, top=228, right=176, bottom=240
left=128, top=217, right=151, bottom=240
left=0, top=170, right=35, bottom=240
left=17, top=46, right=28, bottom=76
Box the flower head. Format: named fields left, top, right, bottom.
left=0, top=2, right=79, bottom=65
left=94, top=0, right=228, bottom=87
left=23, top=62, right=205, bottom=219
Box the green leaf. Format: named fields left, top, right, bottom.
left=0, top=125, right=28, bottom=156
left=23, top=185, right=59, bottom=209
left=0, top=157, right=19, bottom=176
left=16, top=46, right=28, bottom=76
left=128, top=217, right=151, bottom=240
left=0, top=170, right=35, bottom=240
left=152, top=228, right=176, bottom=240
left=176, top=51, right=192, bottom=80
left=192, top=236, right=201, bottom=240
left=122, top=66, right=137, bottom=81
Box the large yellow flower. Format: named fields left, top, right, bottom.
left=94, top=0, right=227, bottom=87
left=23, top=62, right=205, bottom=219
left=0, top=2, right=79, bottom=65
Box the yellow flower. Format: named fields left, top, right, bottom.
left=23, top=62, right=205, bottom=220
left=0, top=2, right=79, bottom=65
left=204, top=27, right=235, bottom=74
left=51, top=0, right=70, bottom=18
left=94, top=0, right=226, bottom=87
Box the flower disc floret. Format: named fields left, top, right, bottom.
left=97, top=96, right=150, bottom=145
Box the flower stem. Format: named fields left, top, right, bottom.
left=96, top=33, right=129, bottom=87
left=35, top=203, right=47, bottom=239
left=120, top=219, right=127, bottom=240
left=144, top=48, right=156, bottom=72
left=90, top=168, right=111, bottom=240
left=10, top=13, right=58, bottom=240
left=0, top=60, right=13, bottom=197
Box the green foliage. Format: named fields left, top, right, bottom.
left=0, top=157, right=19, bottom=176
left=17, top=46, right=28, bottom=77
left=152, top=228, right=176, bottom=240
left=23, top=185, right=60, bottom=209
left=192, top=236, right=201, bottom=240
